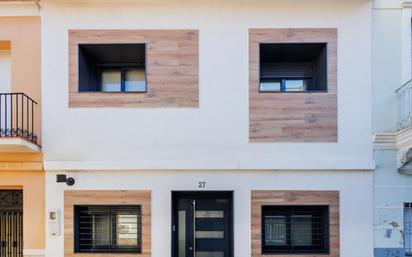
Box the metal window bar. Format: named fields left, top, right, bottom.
left=75, top=205, right=142, bottom=253
left=0, top=93, right=38, bottom=145
left=262, top=206, right=329, bottom=254
left=405, top=203, right=412, bottom=256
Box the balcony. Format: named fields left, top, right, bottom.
left=396, top=79, right=412, bottom=131
left=0, top=92, right=40, bottom=152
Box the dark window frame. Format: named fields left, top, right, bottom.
left=78, top=43, right=147, bottom=93
left=405, top=202, right=412, bottom=256
left=261, top=205, right=330, bottom=254
left=74, top=205, right=142, bottom=254
left=96, top=66, right=147, bottom=93
left=258, top=42, right=328, bottom=94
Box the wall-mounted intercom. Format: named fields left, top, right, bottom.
left=48, top=209, right=60, bottom=236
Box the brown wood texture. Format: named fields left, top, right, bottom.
left=64, top=190, right=151, bottom=257
left=69, top=30, right=198, bottom=108
left=251, top=190, right=339, bottom=257
left=249, top=29, right=337, bottom=142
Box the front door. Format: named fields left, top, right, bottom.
left=0, top=190, right=23, bottom=257
left=172, top=192, right=233, bottom=257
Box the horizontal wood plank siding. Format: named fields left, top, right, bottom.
left=69, top=30, right=198, bottom=108
left=251, top=190, right=340, bottom=257
left=64, top=190, right=151, bottom=257
left=249, top=28, right=337, bottom=142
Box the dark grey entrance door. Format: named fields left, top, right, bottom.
left=172, top=192, right=233, bottom=257
left=0, top=190, right=23, bottom=257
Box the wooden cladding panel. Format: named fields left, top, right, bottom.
left=251, top=190, right=340, bottom=257
left=69, top=30, right=198, bottom=108
left=64, top=190, right=151, bottom=257
left=249, top=29, right=337, bottom=142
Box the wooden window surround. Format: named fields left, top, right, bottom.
left=69, top=30, right=199, bottom=108
left=64, top=190, right=151, bottom=257
left=251, top=190, right=339, bottom=257
left=249, top=28, right=337, bottom=142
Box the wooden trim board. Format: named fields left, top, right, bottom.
left=69, top=30, right=199, bottom=108
left=251, top=190, right=339, bottom=257
left=249, top=28, right=338, bottom=142
left=64, top=190, right=151, bottom=257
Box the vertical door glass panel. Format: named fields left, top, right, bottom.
left=101, top=70, right=121, bottom=92
left=405, top=203, right=412, bottom=255
left=291, top=215, right=312, bottom=246
left=116, top=214, right=138, bottom=247
left=125, top=69, right=146, bottom=92
left=264, top=215, right=287, bottom=246
left=178, top=211, right=186, bottom=257
left=284, top=79, right=307, bottom=92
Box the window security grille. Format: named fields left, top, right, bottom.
left=74, top=205, right=141, bottom=253
left=261, top=206, right=329, bottom=254
left=406, top=203, right=412, bottom=256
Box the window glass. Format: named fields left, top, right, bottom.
left=264, top=215, right=287, bottom=246
left=284, top=80, right=307, bottom=92
left=259, top=43, right=327, bottom=92
left=75, top=205, right=141, bottom=253
left=116, top=213, right=139, bottom=247
left=291, top=215, right=312, bottom=246
left=101, top=71, right=121, bottom=92
left=260, top=79, right=281, bottom=92
left=262, top=206, right=329, bottom=254
left=78, top=44, right=146, bottom=93
left=125, top=69, right=146, bottom=92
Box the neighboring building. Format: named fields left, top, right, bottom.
left=0, top=2, right=45, bottom=257
left=2, top=1, right=375, bottom=257
left=373, top=1, right=412, bottom=256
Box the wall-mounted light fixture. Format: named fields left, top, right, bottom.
left=56, top=174, right=75, bottom=186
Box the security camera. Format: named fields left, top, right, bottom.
left=56, top=174, right=75, bottom=186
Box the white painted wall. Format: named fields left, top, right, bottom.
left=0, top=51, right=11, bottom=92
left=40, top=0, right=373, bottom=170
left=45, top=170, right=374, bottom=257
left=372, top=0, right=412, bottom=255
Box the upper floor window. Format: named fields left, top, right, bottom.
left=259, top=43, right=327, bottom=93
left=406, top=203, right=412, bottom=256
left=78, top=44, right=146, bottom=93
left=74, top=205, right=142, bottom=253
left=261, top=205, right=329, bottom=254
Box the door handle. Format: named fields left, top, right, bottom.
left=193, top=200, right=196, bottom=256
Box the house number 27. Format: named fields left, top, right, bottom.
left=198, top=181, right=206, bottom=188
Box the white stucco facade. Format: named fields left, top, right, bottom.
left=373, top=1, right=412, bottom=256
left=45, top=170, right=373, bottom=257
left=39, top=0, right=374, bottom=257
left=40, top=0, right=373, bottom=171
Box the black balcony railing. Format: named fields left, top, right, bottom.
left=0, top=93, right=39, bottom=145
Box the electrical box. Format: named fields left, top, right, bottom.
left=48, top=209, right=60, bottom=236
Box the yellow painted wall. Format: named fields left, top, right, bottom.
left=0, top=169, right=45, bottom=249
left=0, top=16, right=41, bottom=144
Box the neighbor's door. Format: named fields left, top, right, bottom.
left=0, top=190, right=23, bottom=257
left=172, top=192, right=232, bottom=257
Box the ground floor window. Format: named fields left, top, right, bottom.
left=261, top=205, right=329, bottom=254
left=406, top=203, right=412, bottom=256
left=74, top=205, right=141, bottom=253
